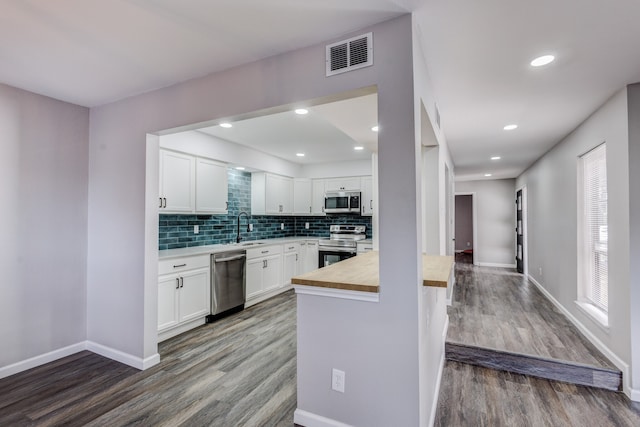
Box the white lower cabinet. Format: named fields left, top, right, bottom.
left=246, top=245, right=283, bottom=304
left=158, top=254, right=210, bottom=341
left=299, top=240, right=319, bottom=274
left=283, top=243, right=301, bottom=285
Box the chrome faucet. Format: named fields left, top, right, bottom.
left=236, top=211, right=250, bottom=243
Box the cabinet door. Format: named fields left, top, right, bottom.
left=325, top=177, right=361, bottom=191
left=179, top=268, right=210, bottom=323
left=283, top=251, right=297, bottom=285
left=158, top=275, right=180, bottom=331
left=361, top=176, right=373, bottom=216
left=293, top=179, right=312, bottom=214
left=305, top=241, right=319, bottom=273
left=280, top=176, right=293, bottom=214
left=160, top=150, right=195, bottom=212
left=265, top=174, right=282, bottom=214
left=312, top=179, right=326, bottom=215
left=196, top=158, right=228, bottom=214
left=263, top=254, right=283, bottom=291
left=246, top=257, right=264, bottom=299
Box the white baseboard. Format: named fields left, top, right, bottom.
left=86, top=341, right=160, bottom=371
left=159, top=317, right=207, bottom=342
left=0, top=342, right=86, bottom=380
left=294, top=409, right=353, bottom=427
left=477, top=262, right=517, bottom=268
left=527, top=275, right=634, bottom=401
left=246, top=284, right=292, bottom=308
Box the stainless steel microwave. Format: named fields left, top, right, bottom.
left=324, top=191, right=361, bottom=214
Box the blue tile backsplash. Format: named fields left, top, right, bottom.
left=159, top=169, right=372, bottom=250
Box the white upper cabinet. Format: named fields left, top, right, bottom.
left=159, top=150, right=195, bottom=213
left=293, top=178, right=312, bottom=215
left=252, top=172, right=293, bottom=215
left=196, top=158, right=228, bottom=214
left=325, top=177, right=361, bottom=192
left=361, top=176, right=374, bottom=216
left=311, top=179, right=326, bottom=215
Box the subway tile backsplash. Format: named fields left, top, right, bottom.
left=159, top=169, right=372, bottom=250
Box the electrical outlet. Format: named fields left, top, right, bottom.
left=539, top=267, right=543, bottom=276
left=281, top=223, right=285, bottom=230
left=305, top=222, right=309, bottom=230
left=332, top=368, right=345, bottom=393
left=466, top=242, right=471, bottom=247
left=248, top=224, right=253, bottom=232
left=194, top=225, right=199, bottom=234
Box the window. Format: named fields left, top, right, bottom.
left=577, top=143, right=608, bottom=323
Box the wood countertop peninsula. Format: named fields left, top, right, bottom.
left=291, top=251, right=454, bottom=293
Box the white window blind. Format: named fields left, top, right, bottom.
left=580, top=143, right=608, bottom=312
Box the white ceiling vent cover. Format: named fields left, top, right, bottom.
left=326, top=32, right=373, bottom=77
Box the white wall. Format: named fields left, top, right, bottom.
left=160, top=130, right=302, bottom=177
left=88, top=15, right=430, bottom=426
left=455, top=179, right=516, bottom=267
left=0, top=83, right=89, bottom=373
left=516, top=88, right=632, bottom=393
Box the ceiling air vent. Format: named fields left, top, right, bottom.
left=326, top=32, right=373, bottom=77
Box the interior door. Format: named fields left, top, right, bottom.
left=516, top=189, right=524, bottom=274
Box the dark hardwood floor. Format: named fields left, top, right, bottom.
left=447, top=262, right=616, bottom=369
left=436, top=361, right=640, bottom=427
left=0, top=291, right=297, bottom=427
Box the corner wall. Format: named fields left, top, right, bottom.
left=0, top=83, right=89, bottom=374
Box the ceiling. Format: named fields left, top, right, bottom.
left=198, top=94, right=378, bottom=165
left=2, top=0, right=639, bottom=180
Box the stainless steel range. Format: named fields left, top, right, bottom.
left=318, top=225, right=367, bottom=267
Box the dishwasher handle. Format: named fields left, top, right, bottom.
left=214, top=254, right=246, bottom=263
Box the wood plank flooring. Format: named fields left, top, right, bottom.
left=0, top=290, right=297, bottom=427
left=448, top=262, right=616, bottom=370
left=436, top=361, right=640, bottom=427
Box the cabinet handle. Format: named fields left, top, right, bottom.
left=309, top=206, right=312, bottom=213
left=263, top=260, right=267, bottom=268
left=159, top=197, right=163, bottom=208
left=180, top=277, right=184, bottom=288
left=173, top=264, right=187, bottom=268
left=296, top=254, right=298, bottom=261
left=289, top=246, right=294, bottom=250
left=176, top=278, right=180, bottom=289
left=163, top=198, right=167, bottom=208
left=261, top=250, right=269, bottom=254
left=370, top=200, right=373, bottom=209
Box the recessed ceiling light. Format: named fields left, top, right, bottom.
left=236, top=166, right=245, bottom=170
left=220, top=122, right=232, bottom=128
left=503, top=124, right=518, bottom=131
left=530, top=55, right=555, bottom=67
left=296, top=153, right=305, bottom=157
left=491, top=156, right=501, bottom=160
left=354, top=146, right=364, bottom=151
left=295, top=108, right=309, bottom=115
left=371, top=125, right=379, bottom=132
left=484, top=173, right=492, bottom=177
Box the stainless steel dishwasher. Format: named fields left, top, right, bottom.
left=207, top=250, right=246, bottom=322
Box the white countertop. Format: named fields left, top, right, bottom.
left=159, top=236, right=321, bottom=260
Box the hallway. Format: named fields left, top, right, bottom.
left=436, top=263, right=640, bottom=425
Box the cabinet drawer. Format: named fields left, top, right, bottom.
left=247, top=245, right=282, bottom=259
left=284, top=243, right=300, bottom=253
left=159, top=254, right=210, bottom=275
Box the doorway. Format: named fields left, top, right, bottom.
left=515, top=187, right=527, bottom=274
left=454, top=193, right=476, bottom=264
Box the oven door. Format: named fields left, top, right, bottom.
left=318, top=248, right=357, bottom=267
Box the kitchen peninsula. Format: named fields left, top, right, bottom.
left=291, top=250, right=454, bottom=292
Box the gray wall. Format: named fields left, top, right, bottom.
left=455, top=195, right=473, bottom=251
left=455, top=179, right=516, bottom=266
left=516, top=88, right=632, bottom=388
left=626, top=84, right=640, bottom=394
left=0, top=83, right=89, bottom=369
left=87, top=15, right=435, bottom=425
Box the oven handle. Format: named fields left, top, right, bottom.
left=318, top=247, right=357, bottom=254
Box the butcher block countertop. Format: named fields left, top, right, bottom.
left=291, top=251, right=454, bottom=293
